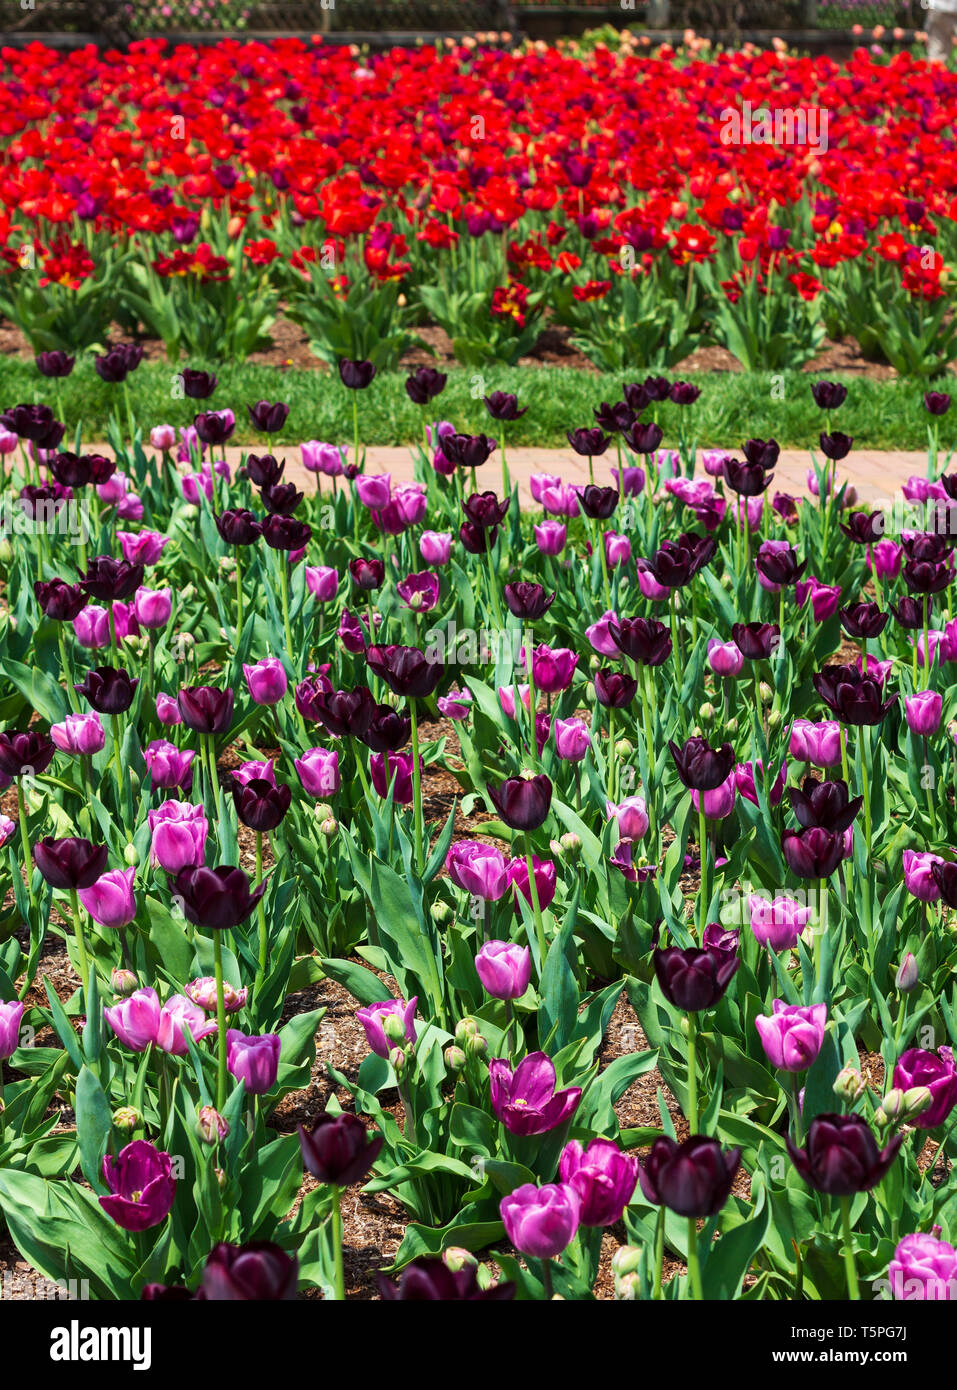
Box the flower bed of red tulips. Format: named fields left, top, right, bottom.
left=0, top=357, right=956, bottom=1308
left=1, top=38, right=957, bottom=376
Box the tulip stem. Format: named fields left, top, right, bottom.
left=213, top=931, right=228, bottom=1110
left=110, top=713, right=126, bottom=810
left=789, top=1072, right=803, bottom=1145
left=541, top=1258, right=554, bottom=1301
left=525, top=832, right=548, bottom=970
left=686, top=1013, right=699, bottom=1134
left=697, top=805, right=708, bottom=941
left=15, top=781, right=36, bottom=911
left=255, top=831, right=268, bottom=985
left=235, top=551, right=244, bottom=646
left=641, top=664, right=658, bottom=857
left=653, top=1205, right=665, bottom=1300
left=686, top=1217, right=703, bottom=1300
left=607, top=707, right=616, bottom=803
left=68, top=887, right=91, bottom=1004
left=839, top=1195, right=860, bottom=1300
left=409, top=699, right=425, bottom=876
left=331, top=1183, right=346, bottom=1301
left=58, top=627, right=80, bottom=713
left=278, top=555, right=294, bottom=670
left=596, top=522, right=612, bottom=615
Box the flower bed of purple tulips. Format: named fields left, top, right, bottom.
left=0, top=364, right=956, bottom=1304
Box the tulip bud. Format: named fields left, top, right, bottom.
left=767, top=709, right=782, bottom=731
left=197, top=1105, right=229, bottom=1145
left=759, top=681, right=773, bottom=705
left=902, top=1086, right=933, bottom=1122
left=833, top=1064, right=865, bottom=1103
left=113, top=1106, right=142, bottom=1134
left=384, top=1013, right=408, bottom=1045
left=611, top=1244, right=643, bottom=1277
left=123, top=842, right=139, bottom=867
left=614, top=738, right=634, bottom=760
left=214, top=1166, right=227, bottom=1191
left=876, top=1088, right=906, bottom=1128
left=174, top=630, right=195, bottom=653
left=560, top=831, right=581, bottom=859
left=0, top=539, right=12, bottom=565
left=218, top=556, right=237, bottom=578
left=698, top=702, right=715, bottom=723
left=726, top=717, right=739, bottom=735
left=549, top=838, right=564, bottom=858
left=896, top=953, right=919, bottom=993
left=430, top=900, right=453, bottom=926
left=585, top=681, right=596, bottom=702
left=465, top=1032, right=488, bottom=1059
left=443, top=1247, right=478, bottom=1273
left=180, top=585, right=197, bottom=604
left=444, top=1045, right=467, bottom=1074
left=111, top=967, right=138, bottom=998
left=720, top=571, right=733, bottom=589
left=313, top=802, right=333, bottom=820
left=319, top=816, right=338, bottom=838
left=455, top=1016, right=479, bottom=1043
left=389, top=1046, right=407, bottom=1081
left=691, top=725, right=702, bottom=738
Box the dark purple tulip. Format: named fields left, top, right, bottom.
left=201, top=1242, right=298, bottom=1301
left=34, top=578, right=88, bottom=621
left=789, top=777, right=862, bottom=834
left=442, top=433, right=497, bottom=469
left=819, top=431, right=853, bottom=461
left=483, top=391, right=527, bottom=422
left=405, top=367, right=447, bottom=405
left=261, top=514, right=311, bottom=550
left=722, top=457, right=773, bottom=497
left=503, top=582, right=555, bottom=621
left=215, top=509, right=262, bottom=546
left=608, top=616, right=672, bottom=666
left=261, top=482, right=303, bottom=516
left=459, top=521, right=494, bottom=554
left=579, top=484, right=619, bottom=520
left=293, top=675, right=331, bottom=723
left=313, top=686, right=376, bottom=738
left=773, top=492, right=799, bottom=523
left=140, top=1284, right=192, bottom=1300
left=839, top=602, right=888, bottom=639
left=731, top=621, right=779, bottom=661
left=840, top=511, right=885, bottom=545
left=669, top=381, right=701, bottom=405
left=1, top=402, right=57, bottom=441
left=338, top=358, right=376, bottom=390
left=177, top=686, right=234, bottom=734
left=903, top=559, right=952, bottom=595
left=0, top=729, right=56, bottom=778
left=594, top=669, right=638, bottom=708
left=171, top=865, right=266, bottom=931
left=34, top=836, right=109, bottom=890
left=378, top=1258, right=514, bottom=1301
left=889, top=596, right=927, bottom=630
left=19, top=485, right=67, bottom=522
left=593, top=400, right=635, bottom=433
left=361, top=706, right=411, bottom=753
left=349, top=557, right=385, bottom=591
left=811, top=380, right=847, bottom=410
left=653, top=946, right=739, bottom=1011
left=463, top=491, right=509, bottom=529
left=787, top=1114, right=903, bottom=1195
left=642, top=374, right=670, bottom=401
left=755, top=546, right=806, bottom=588
left=99, top=1141, right=176, bottom=1232
left=233, top=779, right=291, bottom=832
left=245, top=454, right=285, bottom=488
left=94, top=348, right=131, bottom=383
left=814, top=664, right=897, bottom=725
left=48, top=453, right=92, bottom=489
left=87, top=453, right=116, bottom=485
left=623, top=421, right=663, bottom=455
left=743, top=438, right=780, bottom=469
left=931, top=860, right=957, bottom=908
left=640, top=533, right=715, bottom=589
left=298, top=1112, right=384, bottom=1185
left=924, top=391, right=951, bottom=416
left=622, top=381, right=651, bottom=413
left=567, top=427, right=611, bottom=457
left=668, top=736, right=735, bottom=791
left=181, top=368, right=218, bottom=399
left=247, top=400, right=289, bottom=433
left=78, top=556, right=144, bottom=602
left=488, top=774, right=552, bottom=831
left=74, top=666, right=139, bottom=714
left=365, top=644, right=443, bottom=699
left=36, top=351, right=75, bottom=378
left=638, top=1136, right=741, bottom=1217
left=781, top=826, right=845, bottom=879
left=194, top=410, right=235, bottom=447
left=902, top=532, right=950, bottom=563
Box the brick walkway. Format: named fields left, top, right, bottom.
left=102, top=443, right=935, bottom=507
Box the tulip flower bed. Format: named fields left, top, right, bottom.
left=2, top=37, right=957, bottom=379
left=1, top=361, right=957, bottom=1309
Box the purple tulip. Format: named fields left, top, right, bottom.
left=226, top=1030, right=281, bottom=1094
left=534, top=520, right=566, bottom=555
left=79, top=867, right=137, bottom=929
left=419, top=530, right=452, bottom=566
left=0, top=1000, right=25, bottom=1058
left=788, top=1114, right=903, bottom=1195
left=888, top=1232, right=957, bottom=1301
left=155, top=994, right=218, bottom=1055
left=559, top=1138, right=638, bottom=1227
left=104, top=988, right=162, bottom=1052
left=304, top=566, right=339, bottom=602
left=638, top=1136, right=741, bottom=1217
left=507, top=855, right=556, bottom=911
left=201, top=1242, right=298, bottom=1301
left=653, top=946, right=739, bottom=1012
left=528, top=644, right=578, bottom=694
left=748, top=894, right=812, bottom=950
left=155, top=691, right=182, bottom=726
left=149, top=801, right=208, bottom=872
left=186, top=976, right=248, bottom=1013
left=369, top=751, right=418, bottom=804
left=905, top=690, right=943, bottom=737
left=356, top=996, right=417, bottom=1058
left=554, top=717, right=590, bottom=762
left=99, top=1140, right=176, bottom=1232
left=446, top=841, right=509, bottom=901
left=298, top=1112, right=384, bottom=1186
left=789, top=718, right=843, bottom=767
left=177, top=685, right=234, bottom=734
left=132, top=587, right=172, bottom=629
left=437, top=689, right=472, bottom=721
left=474, top=940, right=531, bottom=1000
left=707, top=639, right=744, bottom=678
left=755, top=1000, right=827, bottom=1072
left=499, top=1182, right=581, bottom=1258
left=243, top=658, right=288, bottom=706
left=397, top=571, right=441, bottom=613
left=892, top=1047, right=957, bottom=1129
left=489, top=1051, right=581, bottom=1136
left=903, top=850, right=944, bottom=903
left=34, top=836, right=108, bottom=890
left=692, top=773, right=736, bottom=820
left=50, top=712, right=106, bottom=756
